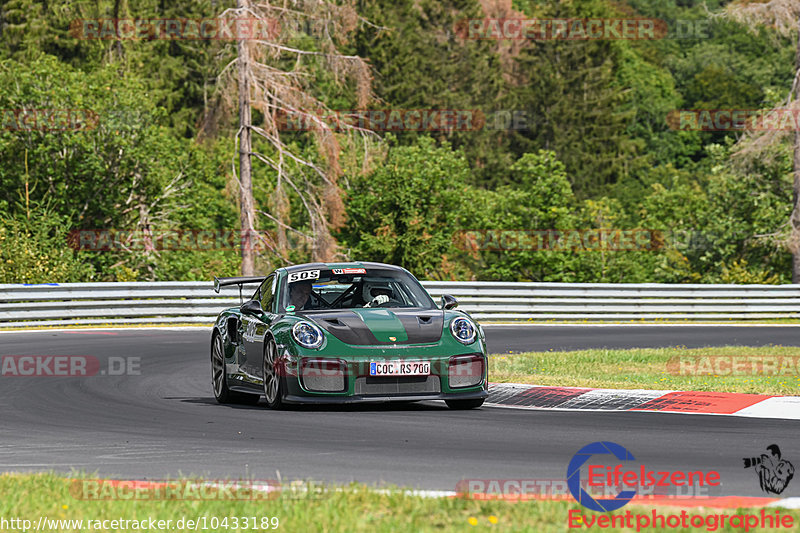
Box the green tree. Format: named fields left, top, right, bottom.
left=462, top=151, right=581, bottom=281
left=339, top=136, right=472, bottom=278
left=0, top=54, right=237, bottom=280
left=507, top=0, right=644, bottom=196
left=351, top=0, right=509, bottom=185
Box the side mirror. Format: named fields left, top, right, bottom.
left=441, top=294, right=458, bottom=310
left=240, top=300, right=263, bottom=316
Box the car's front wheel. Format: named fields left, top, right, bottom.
left=445, top=398, right=484, bottom=410
left=262, top=338, right=285, bottom=409
left=212, top=334, right=259, bottom=405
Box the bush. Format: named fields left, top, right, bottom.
left=0, top=209, right=94, bottom=283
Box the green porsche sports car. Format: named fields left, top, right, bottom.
left=211, top=262, right=488, bottom=409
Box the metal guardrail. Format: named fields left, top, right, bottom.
left=1, top=281, right=799, bottom=327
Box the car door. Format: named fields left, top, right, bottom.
left=240, top=274, right=277, bottom=380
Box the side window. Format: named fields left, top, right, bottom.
left=259, top=275, right=276, bottom=312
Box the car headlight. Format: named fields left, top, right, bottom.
left=292, top=321, right=324, bottom=349
left=450, top=317, right=477, bottom=345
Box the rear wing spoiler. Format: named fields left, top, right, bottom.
left=213, top=276, right=267, bottom=303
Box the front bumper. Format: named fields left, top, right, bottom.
left=280, top=352, right=488, bottom=402
left=283, top=388, right=488, bottom=405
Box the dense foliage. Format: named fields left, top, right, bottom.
left=0, top=0, right=795, bottom=282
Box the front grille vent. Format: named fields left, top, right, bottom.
left=354, top=376, right=441, bottom=395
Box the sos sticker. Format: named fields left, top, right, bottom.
left=288, top=270, right=320, bottom=283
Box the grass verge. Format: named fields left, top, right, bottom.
left=1, top=473, right=799, bottom=533
left=489, top=346, right=800, bottom=395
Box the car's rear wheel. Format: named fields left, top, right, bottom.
left=212, top=334, right=260, bottom=405
left=445, top=398, right=484, bottom=410
left=263, top=338, right=284, bottom=409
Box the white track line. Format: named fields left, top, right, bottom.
left=482, top=323, right=800, bottom=328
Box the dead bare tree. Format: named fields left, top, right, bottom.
left=723, top=0, right=800, bottom=281
left=236, top=0, right=257, bottom=275
left=207, top=0, right=378, bottom=275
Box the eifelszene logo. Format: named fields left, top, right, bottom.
left=567, top=441, right=721, bottom=512
left=743, top=445, right=795, bottom=495
left=567, top=442, right=637, bottom=512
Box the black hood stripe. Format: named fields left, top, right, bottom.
left=306, top=309, right=443, bottom=345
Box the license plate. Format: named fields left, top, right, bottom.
left=369, top=360, right=430, bottom=376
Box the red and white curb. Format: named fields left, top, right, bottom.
left=487, top=383, right=800, bottom=420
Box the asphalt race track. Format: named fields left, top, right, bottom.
left=2, top=326, right=800, bottom=497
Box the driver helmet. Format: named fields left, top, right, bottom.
left=362, top=281, right=392, bottom=303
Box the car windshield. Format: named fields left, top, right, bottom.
left=279, top=267, right=435, bottom=312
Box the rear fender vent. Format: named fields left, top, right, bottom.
left=227, top=317, right=239, bottom=343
